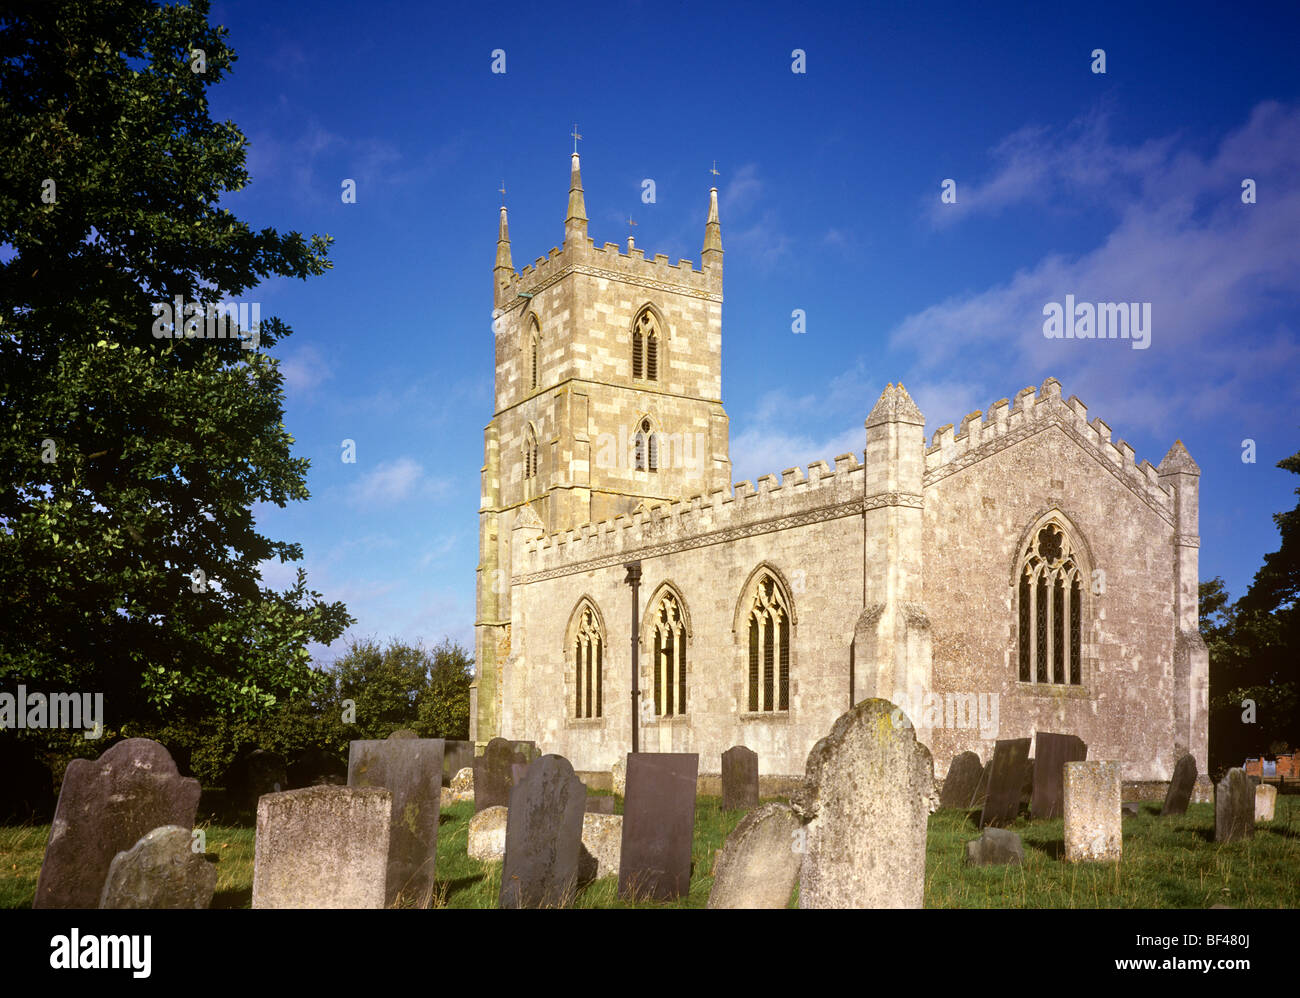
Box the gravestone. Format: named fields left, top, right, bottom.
left=618, top=753, right=699, bottom=902
left=1160, top=754, right=1197, bottom=816
left=252, top=786, right=391, bottom=908
left=442, top=740, right=475, bottom=786
left=509, top=740, right=539, bottom=763
left=34, top=738, right=201, bottom=909
left=468, top=805, right=508, bottom=860
left=964, top=827, right=1024, bottom=866
left=721, top=745, right=759, bottom=811
left=939, top=751, right=983, bottom=809
left=1020, top=758, right=1035, bottom=808
left=98, top=825, right=216, bottom=909
left=792, top=699, right=933, bottom=909
left=585, top=794, right=615, bottom=814
left=979, top=738, right=1031, bottom=828
left=1214, top=768, right=1254, bottom=843
left=348, top=737, right=444, bottom=905
left=511, top=762, right=529, bottom=787
left=288, top=747, right=347, bottom=788
left=612, top=757, right=628, bottom=797
left=578, top=813, right=623, bottom=882
left=1031, top=732, right=1088, bottom=819
left=1255, top=784, right=1277, bottom=822
left=499, top=755, right=586, bottom=908
left=1063, top=761, right=1122, bottom=861
left=706, top=802, right=803, bottom=908
left=474, top=737, right=526, bottom=812
left=970, top=760, right=992, bottom=809
left=387, top=729, right=418, bottom=739
left=242, top=749, right=288, bottom=809
left=1122, top=801, right=1140, bottom=818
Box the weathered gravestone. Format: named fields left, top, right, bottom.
left=348, top=737, right=444, bottom=905
left=1161, top=753, right=1197, bottom=816
left=442, top=740, right=475, bottom=787
left=387, top=729, right=418, bottom=739
left=979, top=737, right=1031, bottom=828
left=707, top=802, right=802, bottom=908
left=510, top=740, right=539, bottom=763
left=939, top=751, right=983, bottom=809
left=584, top=794, right=615, bottom=814
left=98, top=825, right=216, bottom=909
left=578, top=813, right=623, bottom=882
left=468, top=805, right=508, bottom=861
left=611, top=756, right=628, bottom=797
left=970, top=759, right=992, bottom=809
left=1064, top=761, right=1122, bottom=861
left=618, top=753, right=699, bottom=901
left=792, top=699, right=933, bottom=909
left=474, top=737, right=527, bottom=812
left=499, top=755, right=586, bottom=908
left=1255, top=784, right=1277, bottom=822
left=511, top=762, right=529, bottom=787
left=1020, top=757, right=1035, bottom=808
left=252, top=786, right=391, bottom=908
left=1031, top=732, right=1088, bottom=819
left=721, top=745, right=759, bottom=811
left=34, top=738, right=201, bottom=909
left=1214, top=768, right=1254, bottom=843
left=965, top=827, right=1024, bottom=866
left=287, top=747, right=347, bottom=788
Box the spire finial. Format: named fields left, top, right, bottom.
left=710, top=160, right=720, bottom=180
left=498, top=180, right=506, bottom=207
left=571, top=123, right=582, bottom=155
left=565, top=136, right=588, bottom=238
left=495, top=196, right=513, bottom=283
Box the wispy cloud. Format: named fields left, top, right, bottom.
left=345, top=457, right=447, bottom=507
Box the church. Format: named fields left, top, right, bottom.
left=471, top=149, right=1209, bottom=786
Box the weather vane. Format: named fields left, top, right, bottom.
left=571, top=123, right=582, bottom=154
left=710, top=160, right=720, bottom=179
left=498, top=180, right=506, bottom=205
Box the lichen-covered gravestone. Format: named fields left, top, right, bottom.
left=707, top=802, right=802, bottom=908
left=1160, top=754, right=1197, bottom=816
left=98, top=825, right=216, bottom=909
left=252, top=786, right=391, bottom=909
left=1255, top=784, right=1277, bottom=822
left=1031, top=732, right=1088, bottom=819
left=442, top=740, right=475, bottom=787
left=618, top=753, right=699, bottom=901
left=721, top=745, right=759, bottom=811
left=468, top=805, right=508, bottom=860
left=1063, top=761, right=1121, bottom=862
left=792, top=698, right=933, bottom=908
left=578, top=813, right=622, bottom=882
left=611, top=756, right=628, bottom=797
left=348, top=737, right=444, bottom=905
left=499, top=755, right=586, bottom=908
left=474, top=737, right=527, bottom=812
left=34, top=738, right=200, bottom=909
left=939, top=751, right=983, bottom=809
left=1214, top=768, right=1254, bottom=843
left=979, top=737, right=1031, bottom=828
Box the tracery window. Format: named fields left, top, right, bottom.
left=528, top=315, right=541, bottom=390
left=1017, top=522, right=1083, bottom=685
left=746, top=574, right=790, bottom=711
left=631, top=308, right=659, bottom=381
left=650, top=591, right=687, bottom=716
left=573, top=603, right=604, bottom=719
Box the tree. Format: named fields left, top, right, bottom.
left=0, top=1, right=350, bottom=733
left=333, top=638, right=434, bottom=740
left=418, top=637, right=474, bottom=740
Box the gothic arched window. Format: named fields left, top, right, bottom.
left=632, top=308, right=659, bottom=381
left=746, top=574, right=790, bottom=712
left=527, top=315, right=541, bottom=391
left=523, top=426, right=538, bottom=497
left=1017, top=522, right=1083, bottom=686
left=651, top=591, right=687, bottom=716
left=572, top=602, right=604, bottom=719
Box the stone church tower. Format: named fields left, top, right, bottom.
left=473, top=152, right=732, bottom=743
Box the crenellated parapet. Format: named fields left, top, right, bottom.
left=516, top=451, right=865, bottom=582
left=922, top=377, right=1177, bottom=524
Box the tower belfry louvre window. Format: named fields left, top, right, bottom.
left=1017, top=522, right=1083, bottom=686
left=573, top=603, right=603, bottom=719
left=632, top=308, right=659, bottom=381
left=528, top=315, right=540, bottom=390
left=746, top=574, right=790, bottom=712
left=651, top=591, right=687, bottom=717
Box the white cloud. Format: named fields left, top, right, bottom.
left=346, top=457, right=445, bottom=507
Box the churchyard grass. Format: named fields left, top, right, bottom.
left=4, top=794, right=1297, bottom=908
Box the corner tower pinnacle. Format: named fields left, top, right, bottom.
left=565, top=150, right=587, bottom=244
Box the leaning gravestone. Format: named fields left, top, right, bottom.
left=348, top=737, right=444, bottom=905
left=1064, top=761, right=1121, bottom=861
left=499, top=755, right=586, bottom=908
left=792, top=698, right=933, bottom=909
left=618, top=753, right=699, bottom=901
left=1214, top=768, right=1254, bottom=843
left=98, top=825, right=216, bottom=909
left=442, top=740, right=475, bottom=786
left=1031, top=732, right=1088, bottom=819
left=474, top=737, right=526, bottom=813
left=34, top=738, right=201, bottom=909
left=707, top=802, right=802, bottom=908
left=252, top=786, right=391, bottom=908
left=979, top=737, right=1031, bottom=828
left=970, top=759, right=992, bottom=809
left=721, top=745, right=760, bottom=811
left=939, top=751, right=983, bottom=809
left=1255, top=784, right=1277, bottom=822
left=1161, top=753, right=1197, bottom=816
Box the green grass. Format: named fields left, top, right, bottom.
left=3, top=794, right=1297, bottom=908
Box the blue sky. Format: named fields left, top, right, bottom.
left=204, top=0, right=1300, bottom=661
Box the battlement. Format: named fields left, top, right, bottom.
left=922, top=377, right=1175, bottom=515
left=519, top=450, right=864, bottom=574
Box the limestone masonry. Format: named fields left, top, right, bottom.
left=472, top=151, right=1209, bottom=783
